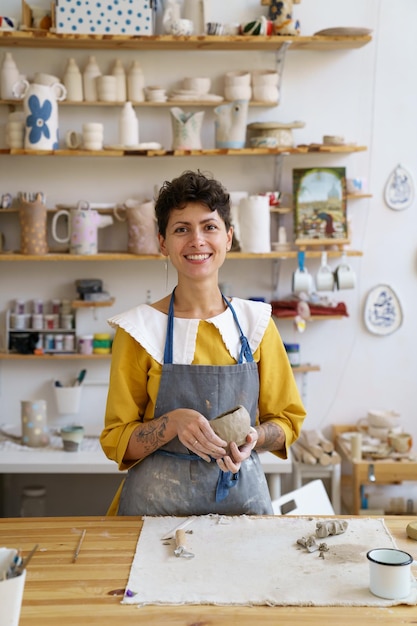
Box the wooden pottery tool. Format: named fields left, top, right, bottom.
left=174, top=529, right=194, bottom=559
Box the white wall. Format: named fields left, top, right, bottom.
left=1, top=1, right=416, bottom=512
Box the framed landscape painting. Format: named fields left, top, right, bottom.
left=293, top=167, right=348, bottom=246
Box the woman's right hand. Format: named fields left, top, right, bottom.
left=170, top=408, right=227, bottom=463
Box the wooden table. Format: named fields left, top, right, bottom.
left=1, top=515, right=417, bottom=625
left=334, top=425, right=417, bottom=515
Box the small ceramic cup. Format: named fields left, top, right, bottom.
left=82, top=123, right=104, bottom=150
left=252, top=70, right=279, bottom=86
left=388, top=433, right=412, bottom=454
left=60, top=425, right=85, bottom=452
left=206, top=22, right=223, bottom=35
left=224, top=71, right=251, bottom=86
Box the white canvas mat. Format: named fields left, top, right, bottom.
left=122, top=515, right=417, bottom=607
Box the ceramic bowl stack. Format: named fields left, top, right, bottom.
left=224, top=71, right=252, bottom=102
left=169, top=77, right=223, bottom=102
left=144, top=86, right=167, bottom=102
left=357, top=409, right=402, bottom=442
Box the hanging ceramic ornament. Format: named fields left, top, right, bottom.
left=384, top=164, right=414, bottom=210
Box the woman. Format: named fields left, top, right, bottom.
left=100, top=170, right=306, bottom=515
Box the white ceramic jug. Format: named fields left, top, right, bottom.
left=14, top=79, right=66, bottom=150
left=170, top=107, right=204, bottom=149
left=51, top=201, right=113, bottom=255
left=214, top=100, right=249, bottom=149
left=114, top=199, right=159, bottom=254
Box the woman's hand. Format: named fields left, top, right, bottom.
left=216, top=427, right=258, bottom=474
left=171, top=408, right=227, bottom=463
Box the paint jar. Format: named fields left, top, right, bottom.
left=78, top=334, right=94, bottom=355
left=93, top=333, right=112, bottom=354
left=20, top=485, right=46, bottom=517
left=284, top=343, right=300, bottom=367
left=63, top=334, right=75, bottom=352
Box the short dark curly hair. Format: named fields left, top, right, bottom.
left=155, top=170, right=232, bottom=237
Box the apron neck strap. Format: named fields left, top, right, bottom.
left=163, top=288, right=254, bottom=364
left=222, top=295, right=254, bottom=364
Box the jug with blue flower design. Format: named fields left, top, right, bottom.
left=13, top=79, right=67, bottom=151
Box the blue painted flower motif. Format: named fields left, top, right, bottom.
left=26, top=94, right=52, bottom=145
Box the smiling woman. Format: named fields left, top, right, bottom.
left=100, top=170, right=306, bottom=517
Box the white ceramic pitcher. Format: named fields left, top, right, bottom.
left=13, top=78, right=66, bottom=151
left=51, top=201, right=113, bottom=255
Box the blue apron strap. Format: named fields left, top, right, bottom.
left=222, top=294, right=254, bottom=364
left=164, top=289, right=254, bottom=365
left=163, top=290, right=176, bottom=364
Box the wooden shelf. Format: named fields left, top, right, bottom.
left=0, top=250, right=363, bottom=262
left=0, top=145, right=367, bottom=157
left=0, top=352, right=111, bottom=360
left=0, top=31, right=372, bottom=52
left=292, top=364, right=320, bottom=373
left=0, top=98, right=277, bottom=109
left=71, top=298, right=115, bottom=308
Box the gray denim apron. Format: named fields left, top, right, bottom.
left=118, top=292, right=273, bottom=516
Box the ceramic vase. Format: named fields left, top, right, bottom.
left=214, top=100, right=249, bottom=149
left=170, top=107, right=204, bottom=149
left=18, top=195, right=49, bottom=255
left=14, top=79, right=67, bottom=151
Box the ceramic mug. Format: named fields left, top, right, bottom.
left=388, top=433, right=412, bottom=454
left=82, top=122, right=103, bottom=150
left=292, top=267, right=313, bottom=294
left=65, top=130, right=82, bottom=149
left=367, top=548, right=413, bottom=599
left=169, top=18, right=193, bottom=35
left=316, top=253, right=335, bottom=291
left=60, top=425, right=84, bottom=452
left=334, top=261, right=356, bottom=289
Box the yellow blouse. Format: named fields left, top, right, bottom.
left=101, top=304, right=306, bottom=473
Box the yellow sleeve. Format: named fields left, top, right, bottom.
left=255, top=318, right=306, bottom=458
left=100, top=327, right=162, bottom=471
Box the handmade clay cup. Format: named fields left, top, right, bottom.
left=367, top=548, right=413, bottom=599
left=388, top=433, right=412, bottom=454
left=60, top=425, right=85, bottom=452
left=224, top=84, right=252, bottom=101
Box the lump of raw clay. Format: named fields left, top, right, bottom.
left=315, top=520, right=348, bottom=538
left=210, top=405, right=251, bottom=450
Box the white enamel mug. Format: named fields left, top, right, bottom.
left=316, top=252, right=335, bottom=291
left=334, top=253, right=356, bottom=289
left=292, top=267, right=313, bottom=294
left=367, top=548, right=414, bottom=599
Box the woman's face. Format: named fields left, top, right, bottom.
left=158, top=202, right=233, bottom=280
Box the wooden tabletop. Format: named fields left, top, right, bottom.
left=1, top=515, right=417, bottom=625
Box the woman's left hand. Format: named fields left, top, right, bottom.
left=216, top=427, right=258, bottom=474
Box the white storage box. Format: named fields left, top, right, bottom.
left=55, top=0, right=153, bottom=35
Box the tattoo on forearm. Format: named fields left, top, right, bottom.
left=256, top=421, right=285, bottom=452
left=134, top=415, right=169, bottom=453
